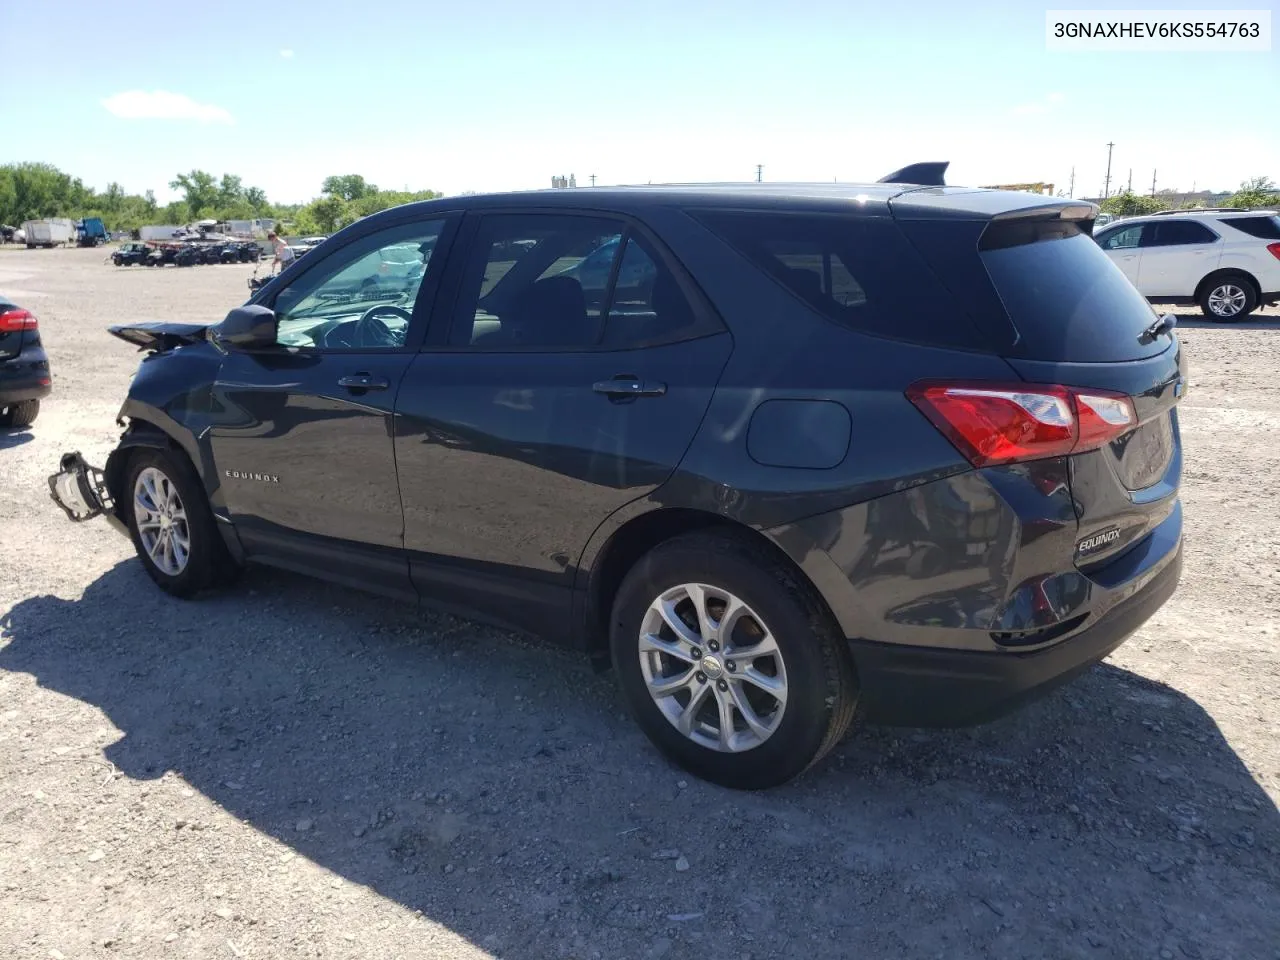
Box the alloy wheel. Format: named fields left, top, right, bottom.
left=134, top=466, right=191, bottom=576
left=1208, top=283, right=1248, bottom=318
left=638, top=583, right=788, bottom=753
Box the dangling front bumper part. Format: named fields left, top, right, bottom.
left=48, top=451, right=114, bottom=523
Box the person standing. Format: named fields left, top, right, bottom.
left=267, top=231, right=294, bottom=275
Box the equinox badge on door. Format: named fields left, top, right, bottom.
left=225, top=469, right=280, bottom=483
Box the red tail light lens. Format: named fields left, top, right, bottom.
left=0, top=308, right=37, bottom=332
left=1267, top=242, right=1280, bottom=261
left=907, top=381, right=1136, bottom=467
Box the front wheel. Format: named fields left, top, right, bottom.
left=1200, top=276, right=1258, bottom=320
left=610, top=531, right=859, bottom=789
left=125, top=449, right=238, bottom=598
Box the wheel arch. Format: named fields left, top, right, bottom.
left=1195, top=267, right=1261, bottom=302
left=576, top=506, right=840, bottom=667
left=106, top=413, right=245, bottom=563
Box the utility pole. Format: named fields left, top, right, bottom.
left=1151, top=169, right=1157, bottom=197
left=589, top=174, right=596, bottom=187
left=1127, top=169, right=1133, bottom=193
left=1102, top=141, right=1115, bottom=198
left=756, top=164, right=763, bottom=183
left=1068, top=166, right=1075, bottom=198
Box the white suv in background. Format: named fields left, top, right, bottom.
left=1093, top=209, right=1280, bottom=320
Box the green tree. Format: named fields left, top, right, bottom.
left=217, top=174, right=244, bottom=209
left=168, top=170, right=219, bottom=218
left=306, top=195, right=348, bottom=233
left=1099, top=191, right=1169, bottom=218
left=1226, top=176, right=1279, bottom=209
left=321, top=174, right=376, bottom=201
left=244, top=186, right=268, bottom=212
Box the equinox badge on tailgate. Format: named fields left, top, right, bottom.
left=1077, top=526, right=1121, bottom=558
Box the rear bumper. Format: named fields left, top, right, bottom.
left=849, top=538, right=1183, bottom=727
left=0, top=354, right=52, bottom=404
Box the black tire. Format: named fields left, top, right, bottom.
left=0, top=399, right=39, bottom=428
left=609, top=530, right=858, bottom=789
left=124, top=448, right=239, bottom=598
left=1198, top=273, right=1258, bottom=321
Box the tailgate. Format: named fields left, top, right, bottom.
left=1006, top=340, right=1184, bottom=569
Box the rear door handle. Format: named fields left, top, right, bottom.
left=338, top=373, right=390, bottom=391
left=593, top=377, right=667, bottom=398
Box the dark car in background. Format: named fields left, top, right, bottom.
left=112, top=242, right=159, bottom=267
left=48, top=165, right=1185, bottom=788
left=1, top=293, right=51, bottom=427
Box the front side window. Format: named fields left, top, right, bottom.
left=271, top=219, right=445, bottom=350
left=1101, top=225, right=1144, bottom=250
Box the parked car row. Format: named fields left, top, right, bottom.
left=113, top=241, right=264, bottom=268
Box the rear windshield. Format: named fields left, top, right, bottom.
left=977, top=222, right=1167, bottom=362
left=692, top=210, right=990, bottom=351
left=894, top=215, right=1168, bottom=363
left=1222, top=215, right=1280, bottom=239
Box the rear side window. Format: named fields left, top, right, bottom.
left=1222, top=215, right=1280, bottom=239
left=693, top=210, right=988, bottom=350
left=449, top=214, right=712, bottom=349
left=1146, top=221, right=1217, bottom=246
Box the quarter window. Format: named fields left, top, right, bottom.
left=271, top=219, right=445, bottom=350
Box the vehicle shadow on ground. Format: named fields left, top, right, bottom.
left=3, top=561, right=1278, bottom=959
left=0, top=428, right=34, bottom=450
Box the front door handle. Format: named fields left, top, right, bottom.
left=338, top=373, right=390, bottom=391
left=593, top=377, right=667, bottom=398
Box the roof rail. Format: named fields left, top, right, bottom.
left=877, top=162, right=949, bottom=187
left=1149, top=206, right=1246, bottom=215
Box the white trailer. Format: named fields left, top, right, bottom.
left=21, top=218, right=75, bottom=248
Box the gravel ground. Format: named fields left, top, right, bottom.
left=1, top=246, right=1278, bottom=960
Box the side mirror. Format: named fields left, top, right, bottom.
left=215, top=304, right=277, bottom=351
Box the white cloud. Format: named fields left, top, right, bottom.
left=1046, top=91, right=1066, bottom=104
left=101, top=90, right=233, bottom=124
left=280, top=48, right=294, bottom=58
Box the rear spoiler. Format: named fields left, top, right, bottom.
left=108, top=321, right=211, bottom=352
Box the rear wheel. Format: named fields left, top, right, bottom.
left=1199, top=274, right=1258, bottom=320
left=0, top=399, right=39, bottom=428
left=609, top=531, right=858, bottom=789
left=125, top=449, right=238, bottom=598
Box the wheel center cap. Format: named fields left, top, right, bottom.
left=159, top=515, right=171, bottom=530
left=700, top=655, right=724, bottom=680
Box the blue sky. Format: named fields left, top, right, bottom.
left=1, top=0, right=1275, bottom=204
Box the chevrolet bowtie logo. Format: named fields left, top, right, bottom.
left=225, top=469, right=280, bottom=483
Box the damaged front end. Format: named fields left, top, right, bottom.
left=47, top=320, right=217, bottom=537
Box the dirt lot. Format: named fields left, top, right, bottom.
left=1, top=246, right=1278, bottom=960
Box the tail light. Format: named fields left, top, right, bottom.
left=907, top=381, right=1136, bottom=468
left=0, top=308, right=37, bottom=332
left=1267, top=242, right=1280, bottom=261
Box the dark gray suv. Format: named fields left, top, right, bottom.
left=50, top=166, right=1185, bottom=788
